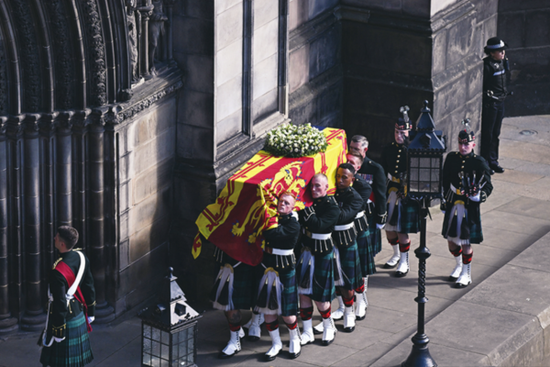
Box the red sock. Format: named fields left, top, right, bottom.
left=300, top=307, right=313, bottom=320
left=355, top=283, right=365, bottom=293
left=286, top=321, right=298, bottom=330
left=399, top=241, right=410, bottom=252
left=319, top=308, right=331, bottom=319
left=228, top=322, right=241, bottom=332
left=462, top=252, right=473, bottom=264
left=388, top=237, right=399, bottom=245
left=342, top=296, right=354, bottom=307
left=450, top=247, right=463, bottom=257
left=266, top=320, right=279, bottom=332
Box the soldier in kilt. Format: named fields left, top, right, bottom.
left=40, top=226, right=96, bottom=367
left=380, top=110, right=421, bottom=277
left=254, top=192, right=301, bottom=361
left=349, top=135, right=387, bottom=256
left=210, top=247, right=260, bottom=358
left=441, top=127, right=493, bottom=288
left=347, top=153, right=374, bottom=319
left=296, top=173, right=340, bottom=346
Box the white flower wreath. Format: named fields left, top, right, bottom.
left=264, top=123, right=328, bottom=157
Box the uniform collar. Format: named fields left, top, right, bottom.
left=336, top=187, right=352, bottom=194
left=459, top=152, right=474, bottom=159
left=314, top=196, right=327, bottom=203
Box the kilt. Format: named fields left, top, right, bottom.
left=335, top=241, right=362, bottom=290
left=297, top=249, right=335, bottom=303
left=357, top=231, right=376, bottom=277
left=442, top=203, right=483, bottom=244
left=40, top=312, right=93, bottom=367
left=279, top=269, right=298, bottom=316
left=367, top=214, right=382, bottom=254
left=211, top=260, right=259, bottom=311
left=385, top=191, right=420, bottom=234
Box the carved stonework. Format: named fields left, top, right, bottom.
left=11, top=0, right=41, bottom=112
left=81, top=0, right=107, bottom=107
left=106, top=78, right=183, bottom=125
left=44, top=0, right=75, bottom=110
left=149, top=0, right=168, bottom=76
left=126, top=0, right=140, bottom=84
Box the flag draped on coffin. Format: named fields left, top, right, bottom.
left=193, top=128, right=347, bottom=266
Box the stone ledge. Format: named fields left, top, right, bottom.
left=373, top=230, right=550, bottom=366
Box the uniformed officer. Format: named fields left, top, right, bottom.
left=256, top=191, right=301, bottom=361
left=40, top=226, right=96, bottom=367
left=349, top=135, right=387, bottom=256
left=481, top=37, right=511, bottom=174
left=297, top=173, right=340, bottom=346
left=442, top=126, right=493, bottom=288
left=346, top=152, right=373, bottom=319
left=380, top=111, right=421, bottom=277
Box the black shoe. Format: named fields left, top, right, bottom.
left=489, top=168, right=495, bottom=175
left=491, top=163, right=504, bottom=173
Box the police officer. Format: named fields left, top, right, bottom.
left=442, top=126, right=493, bottom=288
left=380, top=110, right=420, bottom=277
left=297, top=173, right=340, bottom=346
left=349, top=135, right=387, bottom=256
left=481, top=37, right=511, bottom=174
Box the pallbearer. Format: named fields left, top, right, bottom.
left=255, top=192, right=301, bottom=361
left=380, top=107, right=421, bottom=277
left=346, top=153, right=373, bottom=319
left=441, top=122, right=493, bottom=288
left=296, top=173, right=340, bottom=346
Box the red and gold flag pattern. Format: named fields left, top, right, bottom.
left=194, top=128, right=347, bottom=265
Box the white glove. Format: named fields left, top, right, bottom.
left=291, top=212, right=299, bottom=220
left=87, top=316, right=95, bottom=324
left=53, top=336, right=65, bottom=343
left=469, top=191, right=481, bottom=202
left=376, top=223, right=385, bottom=230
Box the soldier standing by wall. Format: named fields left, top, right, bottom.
left=481, top=37, right=511, bottom=174
left=40, top=226, right=96, bottom=367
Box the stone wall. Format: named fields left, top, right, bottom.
left=498, top=0, right=550, bottom=116
left=340, top=0, right=498, bottom=157
left=115, top=97, right=177, bottom=315
left=288, top=0, right=343, bottom=128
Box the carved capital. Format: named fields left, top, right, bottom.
left=71, top=109, right=92, bottom=133
left=56, top=110, right=75, bottom=134
left=6, top=115, right=26, bottom=138
left=23, top=113, right=41, bottom=137
left=39, top=112, right=60, bottom=136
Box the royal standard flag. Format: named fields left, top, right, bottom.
left=193, top=128, right=347, bottom=265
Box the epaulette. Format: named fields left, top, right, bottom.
left=52, top=257, right=63, bottom=270
left=328, top=196, right=338, bottom=205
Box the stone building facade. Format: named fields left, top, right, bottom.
left=0, top=0, right=548, bottom=332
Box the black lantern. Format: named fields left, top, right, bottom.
left=402, top=101, right=446, bottom=367
left=139, top=268, right=202, bottom=367
left=407, top=100, right=446, bottom=200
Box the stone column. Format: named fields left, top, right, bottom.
left=0, top=117, right=17, bottom=334
left=20, top=114, right=45, bottom=331
left=89, top=109, right=114, bottom=323
left=138, top=1, right=154, bottom=79
left=56, top=112, right=74, bottom=227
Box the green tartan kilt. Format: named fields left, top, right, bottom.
left=40, top=312, right=93, bottom=367
left=367, top=214, right=382, bottom=254
left=230, top=262, right=259, bottom=310
left=441, top=204, right=483, bottom=244
left=357, top=231, right=376, bottom=277
left=279, top=269, right=298, bottom=316
left=386, top=194, right=420, bottom=234
left=336, top=241, right=363, bottom=290
left=297, top=249, right=336, bottom=303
